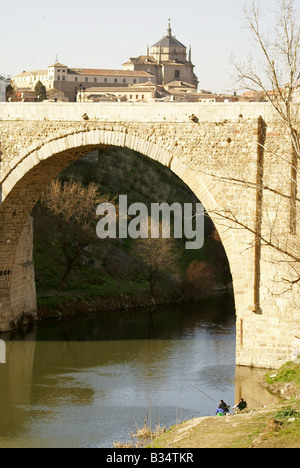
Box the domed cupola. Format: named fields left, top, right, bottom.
left=150, top=20, right=188, bottom=63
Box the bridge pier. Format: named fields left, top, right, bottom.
left=0, top=217, right=36, bottom=332
left=236, top=307, right=300, bottom=369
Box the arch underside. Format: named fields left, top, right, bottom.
left=0, top=129, right=252, bottom=340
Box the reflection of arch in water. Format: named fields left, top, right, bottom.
left=0, top=337, right=36, bottom=436
left=0, top=339, right=6, bottom=363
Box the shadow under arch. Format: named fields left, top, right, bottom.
left=0, top=128, right=249, bottom=334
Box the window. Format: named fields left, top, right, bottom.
left=114, top=78, right=118, bottom=83
left=175, top=70, right=180, bottom=79
left=133, top=79, right=137, bottom=84
left=58, top=69, right=61, bottom=72
left=62, top=76, right=65, bottom=81
left=130, top=95, right=133, bottom=99
left=104, top=78, right=107, bottom=83
left=136, top=95, right=138, bottom=99
left=123, top=79, right=126, bottom=83
left=94, top=78, right=97, bottom=82
left=85, top=77, right=88, bottom=82
left=75, top=77, right=78, bottom=82
left=57, top=76, right=60, bottom=80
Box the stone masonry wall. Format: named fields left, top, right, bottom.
left=0, top=103, right=299, bottom=368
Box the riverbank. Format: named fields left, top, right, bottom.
left=37, top=286, right=188, bottom=320
left=147, top=362, right=300, bottom=449
left=37, top=283, right=232, bottom=322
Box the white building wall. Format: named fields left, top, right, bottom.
left=0, top=80, right=6, bottom=102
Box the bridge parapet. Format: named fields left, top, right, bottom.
left=0, top=102, right=276, bottom=123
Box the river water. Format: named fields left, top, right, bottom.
left=0, top=293, right=278, bottom=448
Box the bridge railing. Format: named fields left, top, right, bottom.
left=0, top=102, right=275, bottom=123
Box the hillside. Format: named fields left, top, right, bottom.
left=32, top=147, right=232, bottom=314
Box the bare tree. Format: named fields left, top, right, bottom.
left=233, top=0, right=300, bottom=234
left=197, top=0, right=300, bottom=296
left=183, top=260, right=215, bottom=300
left=42, top=180, right=111, bottom=286
left=133, top=218, right=179, bottom=296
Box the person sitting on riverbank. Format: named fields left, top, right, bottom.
left=215, top=400, right=229, bottom=416
left=233, top=398, right=247, bottom=413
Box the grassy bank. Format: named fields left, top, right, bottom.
left=147, top=362, right=300, bottom=448
left=36, top=280, right=187, bottom=320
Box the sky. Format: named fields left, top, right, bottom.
left=0, top=0, right=289, bottom=93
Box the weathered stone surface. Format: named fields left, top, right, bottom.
left=0, top=102, right=299, bottom=369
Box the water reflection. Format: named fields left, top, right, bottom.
left=0, top=294, right=278, bottom=448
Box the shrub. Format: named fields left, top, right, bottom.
left=275, top=408, right=300, bottom=420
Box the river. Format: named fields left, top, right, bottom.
left=0, top=293, right=278, bottom=448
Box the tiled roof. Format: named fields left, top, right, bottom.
left=48, top=62, right=68, bottom=68
left=166, top=81, right=196, bottom=88
left=152, top=35, right=186, bottom=49
left=71, top=68, right=155, bottom=77
left=122, top=56, right=157, bottom=66
left=15, top=70, right=48, bottom=77
left=85, top=85, right=154, bottom=93
left=14, top=68, right=156, bottom=79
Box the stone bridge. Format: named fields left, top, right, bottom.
left=0, top=102, right=299, bottom=369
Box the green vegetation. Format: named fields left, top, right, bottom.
left=265, top=361, right=300, bottom=386
left=34, top=80, right=47, bottom=101
left=32, top=147, right=231, bottom=313
left=275, top=408, right=300, bottom=420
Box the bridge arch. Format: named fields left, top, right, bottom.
left=0, top=128, right=251, bottom=363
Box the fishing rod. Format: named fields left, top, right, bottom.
left=186, top=379, right=216, bottom=403
left=186, top=378, right=264, bottom=411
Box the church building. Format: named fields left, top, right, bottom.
left=10, top=21, right=198, bottom=102
left=122, top=21, right=198, bottom=89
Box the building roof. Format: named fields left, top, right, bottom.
left=165, top=81, right=196, bottom=89
left=14, top=67, right=156, bottom=79
left=151, top=20, right=186, bottom=49
left=122, top=55, right=158, bottom=66
left=152, top=35, right=186, bottom=49
left=48, top=62, right=68, bottom=68
left=14, top=69, right=48, bottom=78
left=14, top=87, right=35, bottom=92
left=132, top=80, right=157, bottom=87
left=71, top=68, right=155, bottom=77
left=85, top=85, right=154, bottom=94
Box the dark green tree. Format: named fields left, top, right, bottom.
left=5, top=83, right=16, bottom=101
left=34, top=80, right=47, bottom=101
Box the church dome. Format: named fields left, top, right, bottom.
left=151, top=20, right=186, bottom=49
